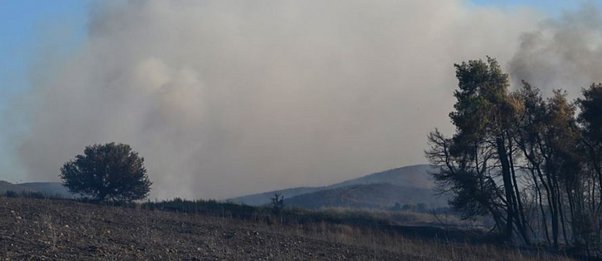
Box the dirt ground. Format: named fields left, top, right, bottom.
left=0, top=197, right=573, bottom=260
left=0, top=197, right=424, bottom=260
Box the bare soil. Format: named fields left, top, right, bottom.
left=0, top=197, right=424, bottom=260
left=0, top=197, right=572, bottom=260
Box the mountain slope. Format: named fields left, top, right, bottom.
left=331, top=164, right=435, bottom=189
left=228, top=164, right=441, bottom=208
left=284, top=182, right=447, bottom=209
left=226, top=187, right=323, bottom=206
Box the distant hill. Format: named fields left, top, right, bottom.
left=228, top=164, right=446, bottom=209
left=331, top=164, right=436, bottom=189
left=284, top=183, right=447, bottom=209
left=0, top=181, right=73, bottom=198
left=226, top=186, right=323, bottom=206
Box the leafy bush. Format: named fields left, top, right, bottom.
left=60, top=142, right=152, bottom=202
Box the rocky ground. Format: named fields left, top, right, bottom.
left=0, top=197, right=572, bottom=260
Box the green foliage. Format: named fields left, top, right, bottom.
left=450, top=57, right=511, bottom=146
left=60, top=142, right=152, bottom=202
left=579, top=83, right=602, bottom=142
left=428, top=58, right=511, bottom=224
left=428, top=56, right=602, bottom=253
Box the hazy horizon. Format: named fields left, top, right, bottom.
left=2, top=0, right=602, bottom=199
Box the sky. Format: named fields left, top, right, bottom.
left=0, top=0, right=90, bottom=100
left=0, top=0, right=600, bottom=199
left=471, top=0, right=583, bottom=14
left=0, top=0, right=585, bottom=117
left=0, top=0, right=91, bottom=183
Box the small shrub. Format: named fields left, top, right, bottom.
left=271, top=193, right=284, bottom=214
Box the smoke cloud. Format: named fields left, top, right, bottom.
left=9, top=0, right=543, bottom=199
left=509, top=5, right=602, bottom=97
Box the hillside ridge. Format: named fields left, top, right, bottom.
left=228, top=164, right=438, bottom=208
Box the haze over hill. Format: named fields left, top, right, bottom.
left=0, top=181, right=72, bottom=198
left=2, top=1, right=601, bottom=200
left=0, top=164, right=445, bottom=210
left=229, top=164, right=447, bottom=209
left=284, top=183, right=447, bottom=210
left=0, top=0, right=537, bottom=199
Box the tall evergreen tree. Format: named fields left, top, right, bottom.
left=427, top=58, right=528, bottom=242
left=429, top=58, right=602, bottom=252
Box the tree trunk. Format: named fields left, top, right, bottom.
left=497, top=136, right=516, bottom=242
left=508, top=137, right=531, bottom=245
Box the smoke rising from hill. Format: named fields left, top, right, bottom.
left=8, top=1, right=549, bottom=199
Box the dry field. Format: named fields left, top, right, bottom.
left=0, top=197, right=573, bottom=260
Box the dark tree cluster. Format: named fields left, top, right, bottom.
left=427, top=57, right=602, bottom=254
left=60, top=142, right=152, bottom=202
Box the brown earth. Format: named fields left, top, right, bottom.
left=0, top=197, right=572, bottom=260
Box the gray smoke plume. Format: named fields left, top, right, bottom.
left=9, top=0, right=542, bottom=199
left=509, top=5, right=602, bottom=97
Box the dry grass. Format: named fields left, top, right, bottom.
left=287, top=222, right=569, bottom=261
left=0, top=197, right=574, bottom=260
left=313, top=207, right=486, bottom=228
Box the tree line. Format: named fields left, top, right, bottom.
left=427, top=57, right=602, bottom=253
